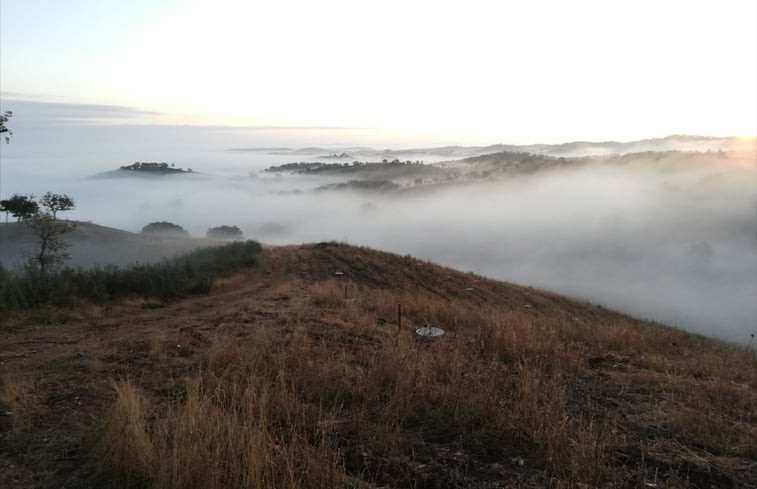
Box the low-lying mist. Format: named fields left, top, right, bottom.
left=1, top=129, right=755, bottom=344
left=230, top=152, right=754, bottom=344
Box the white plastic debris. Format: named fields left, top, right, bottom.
left=415, top=325, right=445, bottom=337
left=334, top=271, right=345, bottom=276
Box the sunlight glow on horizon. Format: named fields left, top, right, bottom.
left=1, top=0, right=755, bottom=144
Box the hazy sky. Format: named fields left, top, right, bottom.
left=1, top=0, right=756, bottom=144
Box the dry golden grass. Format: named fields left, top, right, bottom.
left=99, top=333, right=346, bottom=489
left=212, top=272, right=252, bottom=292
left=3, top=244, right=756, bottom=488
left=98, top=381, right=157, bottom=479
left=0, top=369, right=39, bottom=430
left=92, top=262, right=757, bottom=488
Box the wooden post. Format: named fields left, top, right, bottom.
left=397, top=303, right=402, bottom=330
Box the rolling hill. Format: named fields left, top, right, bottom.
left=0, top=221, right=224, bottom=269
left=1, top=243, right=754, bottom=488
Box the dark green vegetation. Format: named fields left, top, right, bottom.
left=263, top=149, right=741, bottom=197
left=315, top=179, right=401, bottom=193
left=0, top=110, right=11, bottom=143
left=39, top=192, right=75, bottom=219
left=141, top=221, right=190, bottom=238
left=0, top=194, right=39, bottom=222
left=120, top=162, right=192, bottom=174
left=0, top=192, right=78, bottom=274
left=24, top=212, right=77, bottom=274
left=206, top=225, right=244, bottom=240
left=91, top=163, right=197, bottom=179
left=0, top=240, right=262, bottom=314
left=264, top=160, right=442, bottom=185
left=0, top=192, right=74, bottom=224
left=265, top=160, right=424, bottom=173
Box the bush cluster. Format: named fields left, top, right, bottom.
left=0, top=241, right=262, bottom=314
left=206, top=225, right=243, bottom=240
left=140, top=221, right=190, bottom=237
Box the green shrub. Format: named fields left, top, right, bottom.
left=140, top=221, right=190, bottom=237
left=0, top=241, right=262, bottom=316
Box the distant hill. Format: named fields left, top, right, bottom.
left=537, top=135, right=737, bottom=157
left=248, top=135, right=741, bottom=162
left=264, top=147, right=740, bottom=197
left=0, top=221, right=222, bottom=268
left=90, top=162, right=197, bottom=179
left=401, top=135, right=739, bottom=158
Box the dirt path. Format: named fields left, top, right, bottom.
left=0, top=243, right=641, bottom=488
left=3, top=243, right=755, bottom=489
left=0, top=246, right=316, bottom=488
left=0, top=247, right=290, bottom=366
left=0, top=242, right=627, bottom=387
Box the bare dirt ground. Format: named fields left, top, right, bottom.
left=1, top=244, right=755, bottom=488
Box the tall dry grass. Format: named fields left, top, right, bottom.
left=0, top=369, right=39, bottom=430
left=97, top=331, right=345, bottom=489
left=92, top=272, right=757, bottom=488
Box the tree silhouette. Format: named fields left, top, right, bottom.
left=0, top=194, right=39, bottom=222
left=40, top=192, right=75, bottom=219
left=207, top=225, right=244, bottom=240
left=141, top=221, right=190, bottom=237
left=0, top=111, right=12, bottom=143
left=25, top=211, right=76, bottom=273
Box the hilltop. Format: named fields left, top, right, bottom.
left=235, top=135, right=744, bottom=160
left=1, top=243, right=754, bottom=488
left=90, top=162, right=196, bottom=179
left=261, top=147, right=746, bottom=198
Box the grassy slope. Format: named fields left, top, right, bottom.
left=0, top=221, right=224, bottom=269
left=0, top=244, right=755, bottom=488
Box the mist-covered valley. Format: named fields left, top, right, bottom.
left=1, top=119, right=755, bottom=344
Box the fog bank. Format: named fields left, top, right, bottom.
left=1, top=122, right=754, bottom=344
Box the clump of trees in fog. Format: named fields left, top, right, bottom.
left=207, top=225, right=244, bottom=240
left=141, top=221, right=190, bottom=238
left=139, top=222, right=246, bottom=240
left=0, top=192, right=76, bottom=223
left=0, top=192, right=77, bottom=274
left=0, top=192, right=266, bottom=313
left=0, top=194, right=38, bottom=222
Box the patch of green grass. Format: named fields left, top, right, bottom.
left=0, top=241, right=262, bottom=314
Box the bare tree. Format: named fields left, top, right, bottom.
left=25, top=212, right=77, bottom=273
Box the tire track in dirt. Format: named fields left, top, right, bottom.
left=1, top=246, right=310, bottom=488
left=0, top=247, right=295, bottom=368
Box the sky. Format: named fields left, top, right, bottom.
left=1, top=0, right=756, bottom=144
